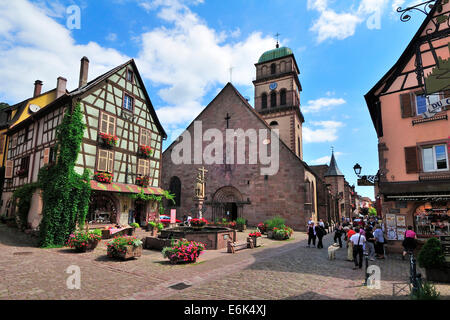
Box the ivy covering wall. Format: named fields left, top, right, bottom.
left=38, top=103, right=91, bottom=247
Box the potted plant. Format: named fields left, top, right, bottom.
left=106, top=236, right=143, bottom=260
left=418, top=237, right=450, bottom=283
left=257, top=222, right=268, bottom=234
left=272, top=226, right=293, bottom=240
left=139, top=145, right=154, bottom=158
left=130, top=222, right=140, bottom=229
left=99, top=132, right=118, bottom=147
left=248, top=231, right=262, bottom=247
left=191, top=218, right=208, bottom=229
left=66, top=229, right=102, bottom=252
left=93, top=171, right=113, bottom=184
left=265, top=217, right=285, bottom=238
left=162, top=239, right=205, bottom=264
left=236, top=217, right=246, bottom=232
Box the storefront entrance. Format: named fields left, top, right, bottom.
left=414, top=201, right=450, bottom=237
left=88, top=193, right=118, bottom=224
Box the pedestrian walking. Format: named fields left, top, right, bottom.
left=346, top=226, right=356, bottom=261
left=316, top=224, right=326, bottom=249
left=365, top=226, right=376, bottom=261
left=334, top=224, right=343, bottom=248
left=350, top=228, right=366, bottom=269
left=402, top=226, right=417, bottom=260
left=373, top=224, right=385, bottom=259
left=307, top=222, right=317, bottom=247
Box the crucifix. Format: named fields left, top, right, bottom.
left=225, top=113, right=231, bottom=129
left=275, top=32, right=281, bottom=48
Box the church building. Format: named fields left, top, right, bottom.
left=162, top=45, right=323, bottom=231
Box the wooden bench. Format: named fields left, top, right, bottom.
left=227, top=239, right=254, bottom=253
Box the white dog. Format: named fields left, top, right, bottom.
left=328, top=243, right=340, bottom=260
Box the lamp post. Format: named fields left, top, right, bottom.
left=353, top=163, right=379, bottom=185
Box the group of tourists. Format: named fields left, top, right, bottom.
left=332, top=215, right=387, bottom=269
left=306, top=218, right=328, bottom=249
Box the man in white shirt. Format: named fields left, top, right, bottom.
left=350, top=229, right=366, bottom=269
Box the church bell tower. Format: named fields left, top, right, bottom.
left=253, top=43, right=304, bottom=159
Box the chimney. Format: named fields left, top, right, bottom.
left=79, top=56, right=89, bottom=88
left=34, top=80, right=43, bottom=97
left=56, top=77, right=67, bottom=98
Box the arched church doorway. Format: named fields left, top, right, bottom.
left=208, top=186, right=249, bottom=222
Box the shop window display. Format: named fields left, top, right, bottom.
left=414, top=202, right=450, bottom=237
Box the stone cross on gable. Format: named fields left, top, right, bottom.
left=225, top=113, right=231, bottom=129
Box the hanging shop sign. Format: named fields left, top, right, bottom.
left=423, top=97, right=450, bottom=119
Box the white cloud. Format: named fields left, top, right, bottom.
left=307, top=0, right=400, bottom=43
left=310, top=151, right=344, bottom=165
left=0, top=0, right=129, bottom=102
left=302, top=97, right=346, bottom=113
left=303, top=121, right=344, bottom=143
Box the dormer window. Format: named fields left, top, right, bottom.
left=126, top=69, right=134, bottom=83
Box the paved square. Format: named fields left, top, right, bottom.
left=0, top=224, right=449, bottom=300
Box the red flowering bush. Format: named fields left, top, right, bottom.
left=106, top=236, right=142, bottom=257
left=136, top=175, right=150, bottom=187
left=94, top=171, right=113, bottom=183
left=66, top=229, right=102, bottom=251
left=191, top=218, right=208, bottom=227
left=162, top=239, right=205, bottom=263
left=248, top=232, right=262, bottom=238
left=257, top=222, right=268, bottom=233
left=100, top=132, right=118, bottom=147
left=139, top=145, right=154, bottom=158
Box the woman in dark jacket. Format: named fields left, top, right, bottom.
left=316, top=224, right=326, bottom=249
left=307, top=223, right=317, bottom=247
left=334, top=224, right=343, bottom=248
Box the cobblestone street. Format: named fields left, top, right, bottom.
left=0, top=224, right=449, bottom=300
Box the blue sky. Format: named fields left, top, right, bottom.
left=0, top=0, right=427, bottom=199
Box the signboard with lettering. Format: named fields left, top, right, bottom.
left=170, top=209, right=176, bottom=224
left=440, top=236, right=450, bottom=263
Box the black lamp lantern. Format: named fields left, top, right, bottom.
left=353, top=163, right=362, bottom=176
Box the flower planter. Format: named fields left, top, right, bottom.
left=168, top=256, right=198, bottom=265
left=108, top=245, right=142, bottom=260
left=425, top=268, right=450, bottom=283
left=247, top=236, right=260, bottom=248
left=74, top=239, right=100, bottom=253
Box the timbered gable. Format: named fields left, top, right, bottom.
left=75, top=61, right=164, bottom=188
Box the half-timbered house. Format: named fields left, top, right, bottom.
left=1, top=57, right=167, bottom=229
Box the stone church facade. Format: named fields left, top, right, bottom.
left=162, top=46, right=324, bottom=231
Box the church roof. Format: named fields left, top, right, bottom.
left=325, top=151, right=344, bottom=177
left=258, top=46, right=293, bottom=64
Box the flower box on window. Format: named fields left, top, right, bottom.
left=136, top=175, right=150, bottom=187
left=99, top=132, right=118, bottom=147
left=94, top=172, right=113, bottom=184
left=139, top=145, right=154, bottom=158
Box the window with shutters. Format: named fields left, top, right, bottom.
left=422, top=144, right=448, bottom=172
left=404, top=146, right=419, bottom=174
left=137, top=159, right=150, bottom=177
left=99, top=112, right=116, bottom=135
left=5, top=160, right=13, bottom=178
left=140, top=128, right=151, bottom=147
left=97, top=149, right=114, bottom=173
left=11, top=134, right=17, bottom=149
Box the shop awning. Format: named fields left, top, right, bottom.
left=90, top=180, right=164, bottom=195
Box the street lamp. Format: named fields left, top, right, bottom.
left=353, top=163, right=362, bottom=176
